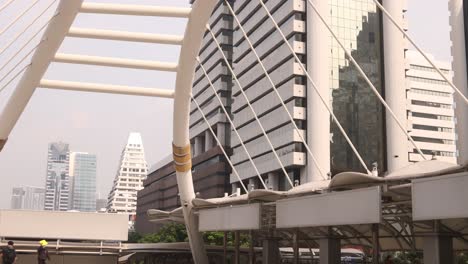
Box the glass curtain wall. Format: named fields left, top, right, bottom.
left=328, top=0, right=386, bottom=174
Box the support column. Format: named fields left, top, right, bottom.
left=267, top=172, right=279, bottom=190
left=234, top=231, right=240, bottom=264
left=262, top=238, right=280, bottom=264
left=319, top=237, right=341, bottom=264
left=383, top=0, right=410, bottom=172
left=205, top=130, right=214, bottom=150
left=248, top=178, right=258, bottom=191
left=231, top=183, right=238, bottom=194
left=307, top=0, right=330, bottom=182
left=423, top=235, right=453, bottom=264
left=194, top=136, right=203, bottom=156
left=249, top=231, right=255, bottom=264
left=293, top=230, right=299, bottom=264
left=372, top=224, right=380, bottom=264
left=450, top=0, right=468, bottom=165
left=217, top=123, right=227, bottom=147
left=223, top=232, right=228, bottom=264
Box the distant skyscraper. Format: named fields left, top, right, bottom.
left=406, top=51, right=457, bottom=164
left=69, top=152, right=97, bottom=212
left=107, top=133, right=148, bottom=222
left=96, top=198, right=107, bottom=212
left=11, top=186, right=45, bottom=210
left=44, top=142, right=70, bottom=211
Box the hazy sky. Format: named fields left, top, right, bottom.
left=0, top=0, right=452, bottom=209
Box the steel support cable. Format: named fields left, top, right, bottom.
left=0, top=0, right=42, bottom=37
left=207, top=25, right=295, bottom=188
left=191, top=94, right=249, bottom=194
left=0, top=15, right=53, bottom=74
left=0, top=0, right=58, bottom=58
left=258, top=0, right=372, bottom=174
left=305, top=0, right=427, bottom=160
left=0, top=63, right=30, bottom=94
left=0, top=40, right=41, bottom=86
left=197, top=58, right=269, bottom=190
left=224, top=0, right=327, bottom=180
left=372, top=0, right=468, bottom=105
left=0, top=0, right=15, bottom=14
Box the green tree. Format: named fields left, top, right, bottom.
left=137, top=223, right=250, bottom=247
left=127, top=231, right=142, bottom=243
left=457, top=252, right=468, bottom=264
left=138, top=223, right=188, bottom=243
left=391, top=251, right=423, bottom=264
left=203, top=231, right=250, bottom=247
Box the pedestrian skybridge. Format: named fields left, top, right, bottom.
left=0, top=0, right=468, bottom=263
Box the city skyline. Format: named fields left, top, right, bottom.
left=0, top=0, right=453, bottom=209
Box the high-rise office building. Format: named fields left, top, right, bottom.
left=136, top=0, right=423, bottom=234
left=11, top=186, right=45, bottom=210
left=449, top=0, right=468, bottom=165
left=44, top=142, right=70, bottom=211
left=69, top=152, right=97, bottom=212
left=405, top=50, right=457, bottom=164
left=137, top=2, right=234, bottom=233
left=108, top=133, right=148, bottom=220
left=96, top=198, right=107, bottom=211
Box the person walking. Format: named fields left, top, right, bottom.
left=1, top=241, right=17, bottom=264
left=37, top=240, right=50, bottom=264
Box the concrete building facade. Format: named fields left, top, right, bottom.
left=10, top=186, right=45, bottom=210
left=108, top=133, right=148, bottom=228
left=70, top=152, right=97, bottom=212
left=406, top=50, right=457, bottom=163
left=449, top=0, right=468, bottom=165
left=44, top=142, right=70, bottom=211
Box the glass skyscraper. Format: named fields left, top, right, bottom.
left=70, top=152, right=97, bottom=212
left=44, top=142, right=70, bottom=211
left=329, top=0, right=386, bottom=174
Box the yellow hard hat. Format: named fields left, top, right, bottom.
left=39, top=240, right=48, bottom=246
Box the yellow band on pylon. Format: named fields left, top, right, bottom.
left=172, top=143, right=192, bottom=172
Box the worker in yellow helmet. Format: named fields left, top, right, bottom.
left=37, top=240, right=50, bottom=264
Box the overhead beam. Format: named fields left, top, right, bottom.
left=39, top=79, right=174, bottom=98
left=0, top=0, right=84, bottom=152
left=54, top=53, right=178, bottom=72
left=80, top=3, right=191, bottom=18
left=68, top=28, right=184, bottom=45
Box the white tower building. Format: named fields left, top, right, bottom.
left=406, top=51, right=457, bottom=164
left=107, top=133, right=148, bottom=225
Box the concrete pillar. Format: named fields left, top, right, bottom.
left=231, top=183, right=238, bottom=194
left=372, top=224, right=380, bottom=264
left=234, top=231, right=240, bottom=264
left=319, top=237, right=341, bottom=264
left=262, top=238, right=280, bottom=264
left=307, top=0, right=331, bottom=182
left=383, top=0, right=410, bottom=172
left=205, top=130, right=214, bottom=150
left=194, top=136, right=203, bottom=156
left=249, top=231, right=255, bottom=264
left=267, top=172, right=279, bottom=190
left=223, top=232, right=228, bottom=264
left=450, top=0, right=468, bottom=165
left=423, top=235, right=453, bottom=264
left=217, top=123, right=227, bottom=147
left=293, top=231, right=299, bottom=264
left=248, top=178, right=258, bottom=191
